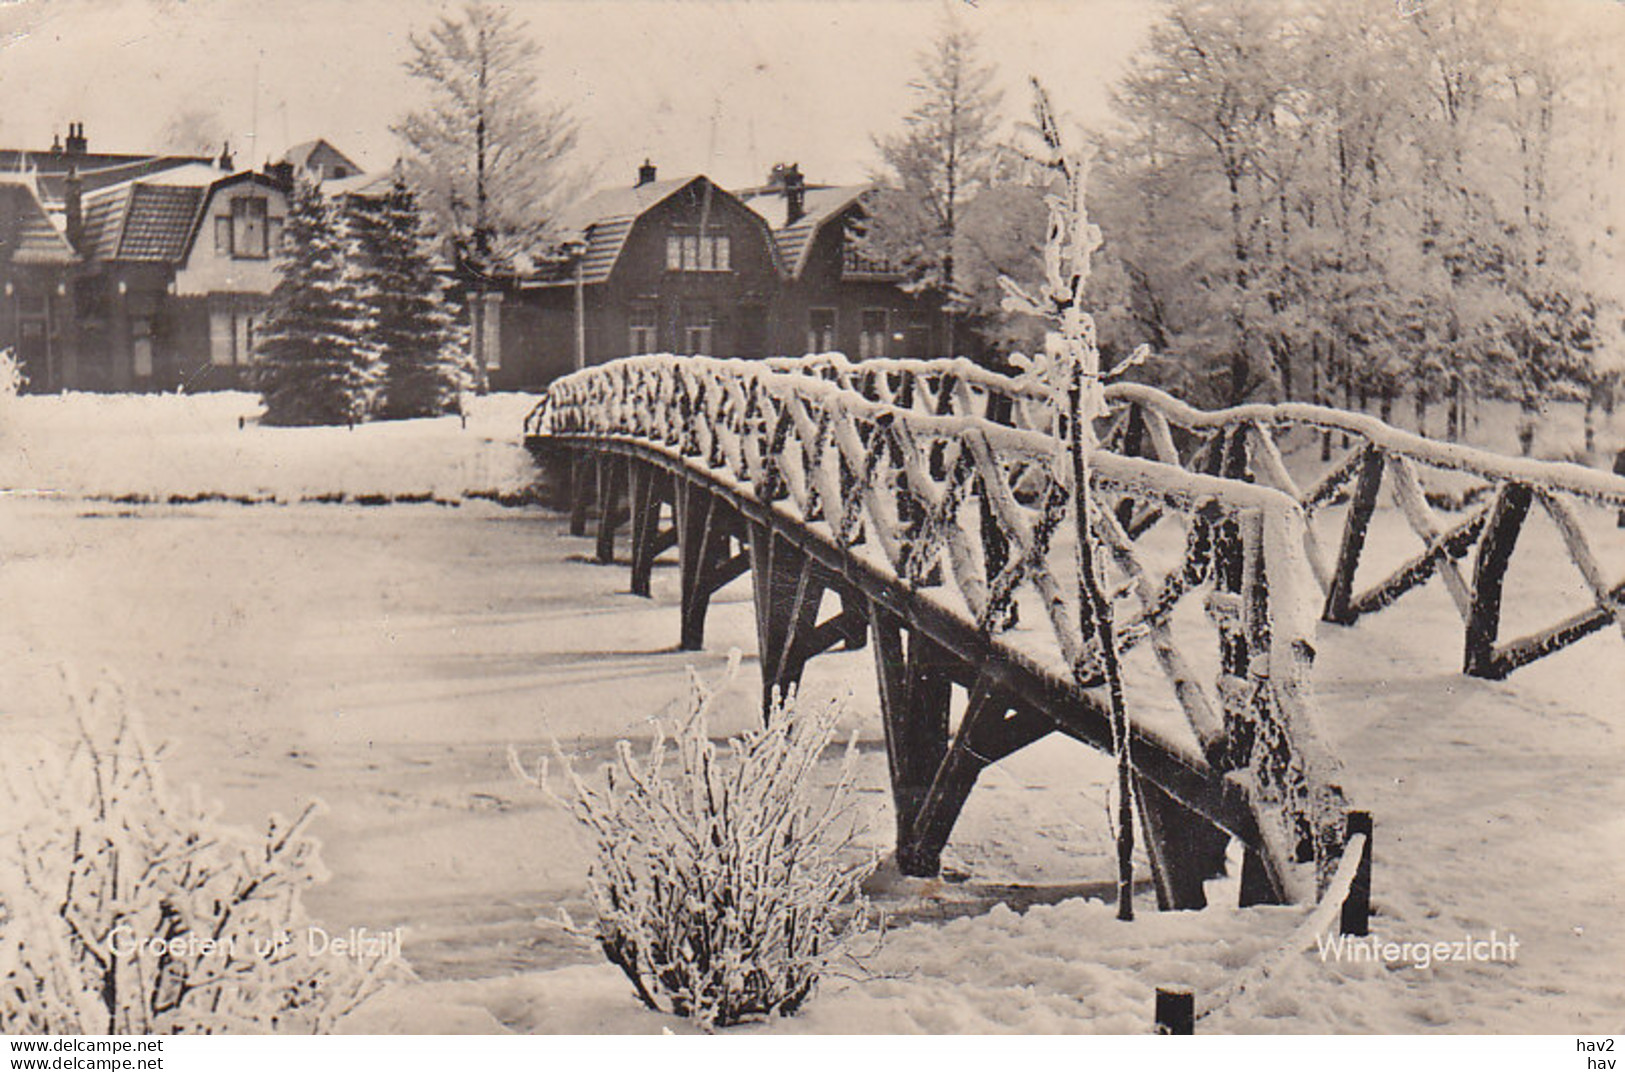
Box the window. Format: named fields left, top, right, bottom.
left=629, top=303, right=657, bottom=355
left=859, top=309, right=888, bottom=360
left=807, top=308, right=836, bottom=354
left=236, top=312, right=258, bottom=364
left=682, top=306, right=713, bottom=355
left=214, top=217, right=232, bottom=255
left=665, top=231, right=731, bottom=272
left=268, top=217, right=284, bottom=254
left=232, top=197, right=268, bottom=259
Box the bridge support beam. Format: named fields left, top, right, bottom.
left=568, top=455, right=593, bottom=537
left=1135, top=775, right=1231, bottom=911
left=872, top=604, right=953, bottom=877
left=748, top=522, right=871, bottom=713
left=595, top=457, right=626, bottom=564
left=675, top=478, right=744, bottom=652
left=627, top=464, right=675, bottom=598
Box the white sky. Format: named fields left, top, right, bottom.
left=0, top=0, right=1154, bottom=190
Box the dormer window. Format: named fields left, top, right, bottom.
left=233, top=197, right=268, bottom=258
left=666, top=230, right=730, bottom=273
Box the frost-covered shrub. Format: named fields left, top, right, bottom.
left=544, top=669, right=876, bottom=1030
left=0, top=347, right=25, bottom=428
left=0, top=679, right=402, bottom=1034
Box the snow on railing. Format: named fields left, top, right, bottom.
left=533, top=353, right=1352, bottom=901
left=597, top=357, right=1625, bottom=679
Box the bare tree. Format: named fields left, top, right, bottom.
left=859, top=16, right=1005, bottom=357
left=396, top=1, right=578, bottom=274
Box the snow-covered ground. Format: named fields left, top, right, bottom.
left=1, top=389, right=1621, bottom=1034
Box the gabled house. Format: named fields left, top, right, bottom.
left=491, top=164, right=783, bottom=389
left=281, top=139, right=363, bottom=183
left=739, top=163, right=946, bottom=361
left=71, top=165, right=291, bottom=390
left=0, top=178, right=79, bottom=391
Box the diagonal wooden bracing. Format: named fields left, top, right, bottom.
left=528, top=356, right=1365, bottom=908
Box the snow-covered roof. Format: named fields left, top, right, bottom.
left=548, top=175, right=702, bottom=286
left=79, top=170, right=283, bottom=266
left=738, top=183, right=870, bottom=278
left=321, top=171, right=396, bottom=199
left=0, top=178, right=76, bottom=267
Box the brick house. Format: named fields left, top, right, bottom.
left=484, top=164, right=783, bottom=390
left=71, top=164, right=292, bottom=390
left=739, top=164, right=945, bottom=361
left=486, top=162, right=948, bottom=388
left=0, top=178, right=79, bottom=391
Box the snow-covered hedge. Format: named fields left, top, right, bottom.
left=541, top=666, right=876, bottom=1031
left=0, top=678, right=402, bottom=1033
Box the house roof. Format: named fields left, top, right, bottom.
left=81, top=182, right=205, bottom=262
left=79, top=170, right=282, bottom=266
left=281, top=139, right=361, bottom=175
left=738, top=184, right=870, bottom=278
left=0, top=179, right=76, bottom=267
left=33, top=156, right=214, bottom=206
left=322, top=171, right=396, bottom=199
left=546, top=175, right=703, bottom=286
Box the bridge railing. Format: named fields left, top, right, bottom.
left=536, top=354, right=1349, bottom=902
left=1098, top=384, right=1625, bottom=680
left=635, top=355, right=1625, bottom=680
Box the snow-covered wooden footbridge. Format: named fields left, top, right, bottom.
left=523, top=353, right=1380, bottom=912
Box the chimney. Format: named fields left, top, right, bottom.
left=65, top=121, right=87, bottom=157
left=783, top=163, right=805, bottom=225
left=50, top=133, right=63, bottom=155
left=637, top=159, right=657, bottom=187
left=263, top=160, right=295, bottom=188
left=218, top=141, right=234, bottom=171
left=64, top=168, right=84, bottom=254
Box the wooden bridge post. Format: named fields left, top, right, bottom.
left=1135, top=775, right=1231, bottom=911
left=1464, top=483, right=1533, bottom=679
left=595, top=456, right=625, bottom=564
left=568, top=454, right=592, bottom=537
left=1323, top=445, right=1386, bottom=625
left=627, top=464, right=672, bottom=598
left=909, top=674, right=1052, bottom=880
left=747, top=523, right=828, bottom=714
left=674, top=480, right=745, bottom=651
left=871, top=604, right=953, bottom=877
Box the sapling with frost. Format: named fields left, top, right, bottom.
left=529, top=658, right=876, bottom=1031
left=998, top=80, right=1151, bottom=922
left=0, top=676, right=401, bottom=1033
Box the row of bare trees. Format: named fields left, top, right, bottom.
left=859, top=2, right=1623, bottom=451
left=1087, top=0, right=1623, bottom=446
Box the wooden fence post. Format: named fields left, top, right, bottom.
left=1155, top=988, right=1195, bottom=1035
left=1464, top=483, right=1533, bottom=679
left=1340, top=810, right=1373, bottom=937
left=1323, top=445, right=1386, bottom=625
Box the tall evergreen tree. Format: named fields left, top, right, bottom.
left=253, top=178, right=375, bottom=427
left=347, top=174, right=466, bottom=421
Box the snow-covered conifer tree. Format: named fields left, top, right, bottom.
left=253, top=178, right=375, bottom=426
left=347, top=174, right=467, bottom=420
